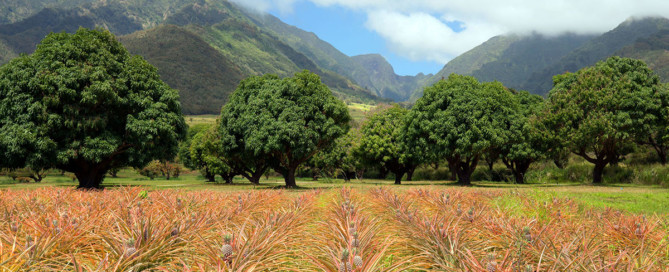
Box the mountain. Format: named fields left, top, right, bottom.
left=118, top=24, right=245, bottom=114
left=243, top=12, right=429, bottom=101
left=0, top=0, right=389, bottom=114
left=617, top=29, right=669, bottom=81
left=523, top=17, right=669, bottom=94
left=351, top=54, right=431, bottom=101
left=419, top=16, right=669, bottom=100
left=413, top=33, right=594, bottom=100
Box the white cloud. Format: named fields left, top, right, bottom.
left=365, top=11, right=501, bottom=63
left=230, top=0, right=298, bottom=14
left=237, top=0, right=669, bottom=63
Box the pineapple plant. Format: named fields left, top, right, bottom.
left=523, top=227, right=532, bottom=242
left=124, top=238, right=137, bottom=258
left=339, top=249, right=352, bottom=272
left=353, top=249, right=363, bottom=268
left=485, top=253, right=497, bottom=272
left=351, top=232, right=359, bottom=247
left=221, top=234, right=233, bottom=257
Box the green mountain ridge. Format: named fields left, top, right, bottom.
left=0, top=0, right=388, bottom=114
left=423, top=16, right=669, bottom=99
left=118, top=24, right=245, bottom=114
left=617, top=29, right=669, bottom=81
left=245, top=12, right=429, bottom=101
left=522, top=17, right=669, bottom=94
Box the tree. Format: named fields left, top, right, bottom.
left=178, top=123, right=213, bottom=170
left=500, top=91, right=545, bottom=184
left=639, top=83, right=669, bottom=164
left=543, top=56, right=661, bottom=183
left=355, top=105, right=418, bottom=185
left=218, top=71, right=350, bottom=188
left=190, top=127, right=237, bottom=183
left=0, top=28, right=186, bottom=189
left=308, top=128, right=362, bottom=182
left=405, top=74, right=518, bottom=185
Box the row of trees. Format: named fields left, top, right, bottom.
left=184, top=56, right=669, bottom=186
left=1, top=27, right=665, bottom=188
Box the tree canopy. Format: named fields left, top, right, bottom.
left=218, top=71, right=350, bottom=187
left=542, top=56, right=661, bottom=183
left=189, top=125, right=236, bottom=183
left=355, top=104, right=417, bottom=184
left=0, top=28, right=186, bottom=188
left=499, top=91, right=545, bottom=183
left=405, top=74, right=518, bottom=185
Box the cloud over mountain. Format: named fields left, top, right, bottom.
left=233, top=0, right=669, bottom=63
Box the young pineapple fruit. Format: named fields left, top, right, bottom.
left=339, top=249, right=352, bottom=272
left=353, top=249, right=363, bottom=268
left=348, top=222, right=356, bottom=236
left=124, top=238, right=137, bottom=258
left=352, top=232, right=360, bottom=248
left=486, top=253, right=497, bottom=272
left=523, top=227, right=532, bottom=242
left=221, top=234, right=233, bottom=257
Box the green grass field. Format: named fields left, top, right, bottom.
left=186, top=103, right=376, bottom=127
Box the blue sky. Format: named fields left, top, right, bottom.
left=234, top=0, right=669, bottom=77
left=266, top=2, right=447, bottom=76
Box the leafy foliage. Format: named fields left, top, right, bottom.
left=499, top=91, right=546, bottom=183
left=542, top=56, right=662, bottom=183
left=0, top=28, right=186, bottom=188
left=406, top=74, right=518, bottom=184
left=307, top=129, right=362, bottom=181
left=355, top=105, right=417, bottom=184
left=189, top=126, right=236, bottom=183
left=219, top=71, right=350, bottom=187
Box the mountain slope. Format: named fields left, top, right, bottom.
left=617, top=29, right=669, bottom=82
left=351, top=54, right=431, bottom=101
left=523, top=17, right=669, bottom=94
left=413, top=33, right=593, bottom=100
left=119, top=24, right=245, bottom=114
left=245, top=11, right=428, bottom=101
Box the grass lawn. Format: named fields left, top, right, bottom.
left=186, top=102, right=376, bottom=127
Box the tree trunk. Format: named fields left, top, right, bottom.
left=393, top=171, right=404, bottom=185
left=283, top=167, right=297, bottom=188
left=447, top=160, right=458, bottom=181
left=456, top=170, right=472, bottom=185
left=311, top=168, right=319, bottom=181
left=592, top=161, right=607, bottom=184
left=205, top=172, right=216, bottom=182
left=75, top=168, right=106, bottom=189
left=249, top=170, right=263, bottom=185
left=222, top=174, right=234, bottom=184
left=406, top=165, right=416, bottom=181
left=455, top=157, right=478, bottom=186
left=654, top=144, right=667, bottom=165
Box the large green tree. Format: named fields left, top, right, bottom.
left=405, top=74, right=518, bottom=185
left=306, top=128, right=362, bottom=181
left=500, top=91, right=545, bottom=184
left=218, top=71, right=350, bottom=188
left=355, top=105, right=418, bottom=185
left=178, top=123, right=213, bottom=170
left=0, top=28, right=186, bottom=189
left=543, top=56, right=661, bottom=183
left=190, top=126, right=237, bottom=183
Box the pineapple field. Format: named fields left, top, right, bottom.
left=1, top=187, right=667, bottom=271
